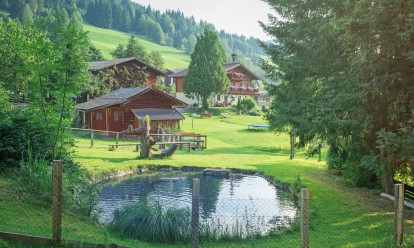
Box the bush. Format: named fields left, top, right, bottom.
left=235, top=97, right=258, bottom=114
left=111, top=202, right=191, bottom=243
left=0, top=109, right=51, bottom=172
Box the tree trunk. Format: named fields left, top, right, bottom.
left=380, top=149, right=394, bottom=195
left=152, top=144, right=179, bottom=159
left=381, top=162, right=394, bottom=195
left=125, top=117, right=155, bottom=159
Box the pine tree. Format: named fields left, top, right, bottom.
left=184, top=27, right=229, bottom=110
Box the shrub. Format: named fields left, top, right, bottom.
left=0, top=109, right=51, bottom=172
left=111, top=202, right=191, bottom=243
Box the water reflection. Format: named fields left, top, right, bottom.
left=97, top=171, right=297, bottom=235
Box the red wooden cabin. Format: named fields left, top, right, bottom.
left=75, top=87, right=187, bottom=133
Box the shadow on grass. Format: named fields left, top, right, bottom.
left=238, top=128, right=269, bottom=133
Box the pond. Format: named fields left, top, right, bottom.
left=97, top=170, right=297, bottom=237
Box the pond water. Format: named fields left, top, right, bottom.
left=97, top=171, right=297, bottom=237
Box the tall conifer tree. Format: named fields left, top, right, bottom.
left=184, top=27, right=229, bottom=109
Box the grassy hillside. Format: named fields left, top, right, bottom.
left=84, top=24, right=190, bottom=69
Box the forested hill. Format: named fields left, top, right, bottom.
left=0, top=0, right=266, bottom=76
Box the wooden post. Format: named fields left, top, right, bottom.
left=301, top=188, right=310, bottom=248
left=82, top=111, right=86, bottom=128
left=105, top=108, right=109, bottom=137
left=116, top=133, right=119, bottom=148
left=395, top=184, right=404, bottom=246
left=52, top=160, right=63, bottom=244
left=191, top=178, right=200, bottom=248
left=90, top=130, right=94, bottom=148
left=290, top=134, right=296, bottom=159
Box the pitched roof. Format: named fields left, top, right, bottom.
left=89, top=57, right=165, bottom=76
left=168, top=68, right=189, bottom=78
left=132, top=108, right=185, bottom=121
left=75, top=87, right=187, bottom=111
left=168, top=63, right=260, bottom=80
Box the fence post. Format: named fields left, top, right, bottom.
left=301, top=188, right=310, bottom=248
left=90, top=130, right=94, bottom=148
left=52, top=160, right=63, bottom=244
left=395, top=183, right=404, bottom=245
left=116, top=133, right=119, bottom=148
left=191, top=178, right=200, bottom=248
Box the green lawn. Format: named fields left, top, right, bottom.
left=1, top=112, right=414, bottom=247
left=84, top=24, right=190, bottom=69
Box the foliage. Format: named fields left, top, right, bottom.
left=0, top=83, right=9, bottom=118
left=87, top=64, right=149, bottom=97
left=0, top=108, right=50, bottom=172
left=260, top=0, right=414, bottom=192
left=110, top=201, right=191, bottom=243
left=111, top=35, right=165, bottom=70
left=184, top=27, right=230, bottom=110
left=87, top=42, right=104, bottom=61
left=11, top=147, right=53, bottom=207
left=236, top=97, right=258, bottom=114
left=28, top=15, right=89, bottom=160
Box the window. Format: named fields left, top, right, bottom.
left=96, top=111, right=102, bottom=120
left=217, top=95, right=221, bottom=101
left=114, top=111, right=119, bottom=121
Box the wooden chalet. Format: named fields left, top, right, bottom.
left=77, top=57, right=165, bottom=103
left=75, top=87, right=187, bottom=133
left=169, top=63, right=260, bottom=106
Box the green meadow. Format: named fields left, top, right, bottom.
left=1, top=111, right=414, bottom=247
left=84, top=24, right=190, bottom=69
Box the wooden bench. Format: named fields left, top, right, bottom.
left=109, top=141, right=193, bottom=152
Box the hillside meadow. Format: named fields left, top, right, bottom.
left=84, top=24, right=190, bottom=69
left=1, top=111, right=413, bottom=247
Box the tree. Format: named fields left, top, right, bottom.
left=184, top=27, right=229, bottom=110
left=184, top=35, right=197, bottom=55
left=87, top=42, right=104, bottom=61
left=260, top=0, right=414, bottom=193
left=111, top=35, right=165, bottom=70
left=147, top=19, right=164, bottom=44
left=111, top=35, right=149, bottom=61
left=22, top=4, right=33, bottom=23
left=0, top=18, right=32, bottom=102
left=32, top=15, right=89, bottom=159
left=148, top=51, right=164, bottom=70
left=0, top=15, right=89, bottom=160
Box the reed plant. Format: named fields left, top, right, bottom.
left=110, top=201, right=191, bottom=243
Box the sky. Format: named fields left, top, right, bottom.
left=131, top=0, right=273, bottom=41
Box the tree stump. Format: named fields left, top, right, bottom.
left=125, top=116, right=155, bottom=159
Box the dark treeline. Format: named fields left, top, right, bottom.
left=1, top=0, right=266, bottom=74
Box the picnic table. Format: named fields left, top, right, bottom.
left=200, top=111, right=212, bottom=118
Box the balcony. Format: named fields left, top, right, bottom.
left=229, top=86, right=259, bottom=95
left=228, top=72, right=244, bottom=81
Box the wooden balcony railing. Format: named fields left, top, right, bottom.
left=229, top=86, right=259, bottom=95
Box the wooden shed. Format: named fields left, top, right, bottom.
left=75, top=87, right=187, bottom=133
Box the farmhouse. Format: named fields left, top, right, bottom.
left=77, top=57, right=165, bottom=103
left=168, top=63, right=261, bottom=106
left=75, top=87, right=187, bottom=133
